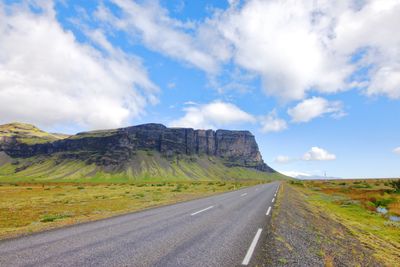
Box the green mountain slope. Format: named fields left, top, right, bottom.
left=0, top=122, right=69, bottom=144
left=0, top=151, right=287, bottom=183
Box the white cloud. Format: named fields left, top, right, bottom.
left=95, top=0, right=229, bottom=73
left=287, top=97, right=345, bottom=123
left=332, top=0, right=400, bottom=99
left=274, top=155, right=291, bottom=164
left=0, top=2, right=158, bottom=129
left=211, top=0, right=352, bottom=100
left=214, top=0, right=400, bottom=100
left=303, top=147, right=336, bottom=161
left=367, top=67, right=400, bottom=99
left=167, top=82, right=176, bottom=89
left=170, top=101, right=255, bottom=129
left=97, top=0, right=400, bottom=101
left=274, top=146, right=336, bottom=164
left=393, top=147, right=400, bottom=155
left=183, top=101, right=198, bottom=106
left=260, top=110, right=287, bottom=133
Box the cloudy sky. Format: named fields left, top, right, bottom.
left=1, top=0, right=400, bottom=178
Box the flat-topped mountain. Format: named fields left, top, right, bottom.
left=0, top=123, right=282, bottom=182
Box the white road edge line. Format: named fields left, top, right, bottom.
left=266, top=206, right=272, bottom=216
left=242, top=228, right=263, bottom=265
left=272, top=198, right=275, bottom=203
left=190, top=205, right=214, bottom=216
left=241, top=193, right=248, bottom=197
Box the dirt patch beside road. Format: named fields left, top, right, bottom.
left=260, top=184, right=384, bottom=266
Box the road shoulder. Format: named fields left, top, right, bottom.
left=260, top=183, right=384, bottom=266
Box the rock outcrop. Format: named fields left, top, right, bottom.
left=0, top=123, right=274, bottom=172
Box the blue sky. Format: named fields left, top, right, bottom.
left=1, top=0, right=400, bottom=178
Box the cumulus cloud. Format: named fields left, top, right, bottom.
left=97, top=0, right=400, bottom=101
left=393, top=147, right=400, bottom=155
left=274, top=155, right=291, bottom=164
left=0, top=2, right=158, bottom=129
left=214, top=0, right=353, bottom=100
left=170, top=101, right=255, bottom=129
left=274, top=146, right=336, bottom=164
left=287, top=97, right=345, bottom=123
left=260, top=110, right=288, bottom=133
left=215, top=0, right=400, bottom=100
left=302, top=147, right=336, bottom=161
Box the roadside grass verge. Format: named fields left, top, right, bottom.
left=0, top=180, right=264, bottom=240
left=291, top=180, right=400, bottom=266
left=264, top=183, right=384, bottom=267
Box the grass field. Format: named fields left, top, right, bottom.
left=0, top=180, right=264, bottom=240
left=290, top=179, right=400, bottom=266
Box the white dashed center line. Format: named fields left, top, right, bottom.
left=241, top=193, right=247, bottom=197
left=266, top=206, right=272, bottom=216
left=242, top=228, right=263, bottom=265
left=190, top=206, right=214, bottom=216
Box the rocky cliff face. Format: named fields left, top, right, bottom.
left=0, top=123, right=274, bottom=172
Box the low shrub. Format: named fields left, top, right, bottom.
left=171, top=184, right=184, bottom=192
left=289, top=180, right=304, bottom=186
left=40, top=214, right=71, bottom=223
left=369, top=197, right=395, bottom=207
left=389, top=179, right=400, bottom=193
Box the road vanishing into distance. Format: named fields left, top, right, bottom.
left=0, top=182, right=280, bottom=267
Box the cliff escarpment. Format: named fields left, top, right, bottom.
left=0, top=123, right=273, bottom=172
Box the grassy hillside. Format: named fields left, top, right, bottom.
left=0, top=151, right=288, bottom=183
left=0, top=122, right=69, bottom=144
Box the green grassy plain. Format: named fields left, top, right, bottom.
left=0, top=180, right=265, bottom=240
left=290, top=179, right=400, bottom=266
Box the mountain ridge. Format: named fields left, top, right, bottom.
left=0, top=122, right=284, bottom=182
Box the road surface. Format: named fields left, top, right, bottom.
left=0, top=182, right=280, bottom=267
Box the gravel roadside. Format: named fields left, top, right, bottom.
left=258, top=183, right=384, bottom=267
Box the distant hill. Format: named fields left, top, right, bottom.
left=0, top=122, right=69, bottom=144
left=0, top=122, right=288, bottom=182
left=281, top=171, right=340, bottom=180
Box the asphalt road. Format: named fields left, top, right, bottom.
left=0, top=182, right=280, bottom=267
